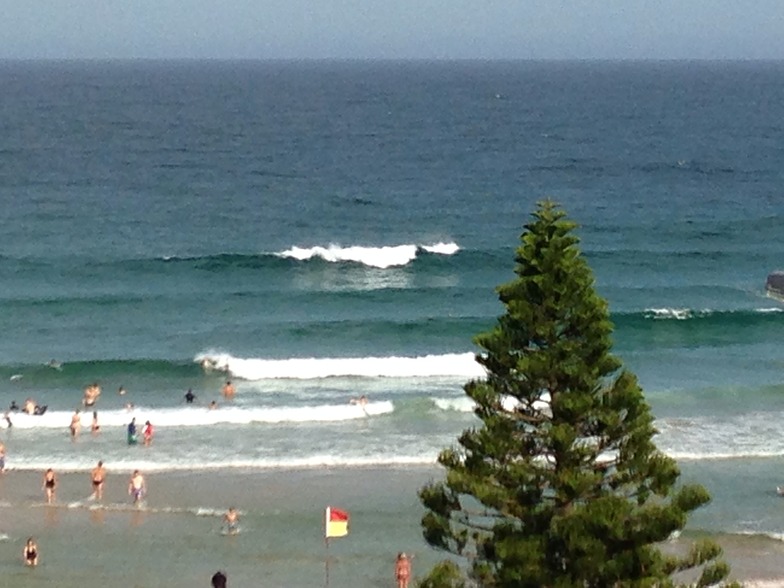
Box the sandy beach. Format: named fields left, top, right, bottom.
left=0, top=466, right=781, bottom=587
left=0, top=466, right=441, bottom=587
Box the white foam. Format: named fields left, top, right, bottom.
left=2, top=402, right=394, bottom=430
left=432, top=397, right=474, bottom=412
left=8, top=453, right=440, bottom=474
left=656, top=411, right=784, bottom=460
left=422, top=242, right=460, bottom=255
left=275, top=241, right=458, bottom=269
left=644, top=307, right=783, bottom=319
left=196, top=351, right=485, bottom=381
left=432, top=393, right=551, bottom=414
left=645, top=308, right=695, bottom=320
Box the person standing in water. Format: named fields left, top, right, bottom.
left=23, top=537, right=39, bottom=566
left=395, top=552, right=412, bottom=588
left=70, top=410, right=81, bottom=439
left=42, top=468, right=57, bottom=504
left=91, top=461, right=107, bottom=500
left=222, top=380, right=235, bottom=399
left=128, top=470, right=146, bottom=505
left=91, top=411, right=100, bottom=435
left=127, top=418, right=138, bottom=445
left=142, top=421, right=154, bottom=446
left=223, top=507, right=240, bottom=535
left=184, top=389, right=196, bottom=404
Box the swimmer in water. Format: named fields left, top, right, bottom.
left=350, top=394, right=369, bottom=407
left=222, top=380, right=235, bottom=399
left=83, top=382, right=101, bottom=407
left=184, top=389, right=196, bottom=404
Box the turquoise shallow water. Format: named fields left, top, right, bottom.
left=2, top=60, right=784, bottom=582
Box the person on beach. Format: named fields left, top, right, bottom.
left=142, top=420, right=154, bottom=446
left=42, top=468, right=57, bottom=503
left=223, top=507, right=240, bottom=535
left=70, top=410, right=81, bottom=439
left=91, top=461, right=107, bottom=500
left=0, top=442, right=6, bottom=473
left=184, top=389, right=196, bottom=404
left=395, top=552, right=412, bottom=588
left=23, top=537, right=39, bottom=567
left=222, top=380, right=235, bottom=399
left=127, top=418, right=138, bottom=445
left=128, top=470, right=146, bottom=504
left=211, top=571, right=227, bottom=587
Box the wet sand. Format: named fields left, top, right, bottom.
left=0, top=467, right=780, bottom=586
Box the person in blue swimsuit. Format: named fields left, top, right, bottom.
left=127, top=418, right=138, bottom=445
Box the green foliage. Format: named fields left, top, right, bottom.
left=418, top=201, right=735, bottom=587
left=417, top=561, right=467, bottom=588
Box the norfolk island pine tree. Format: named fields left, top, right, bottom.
left=418, top=200, right=738, bottom=588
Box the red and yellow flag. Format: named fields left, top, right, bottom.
left=325, top=506, right=349, bottom=538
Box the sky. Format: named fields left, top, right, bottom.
left=2, top=0, right=784, bottom=60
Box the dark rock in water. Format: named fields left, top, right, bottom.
left=766, top=271, right=784, bottom=300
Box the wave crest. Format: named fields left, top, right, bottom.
left=196, top=351, right=484, bottom=380
left=275, top=241, right=459, bottom=268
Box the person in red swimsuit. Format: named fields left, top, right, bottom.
left=142, top=421, right=154, bottom=446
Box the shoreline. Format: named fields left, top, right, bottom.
left=0, top=466, right=781, bottom=586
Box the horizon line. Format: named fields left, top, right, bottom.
left=1, top=56, right=783, bottom=64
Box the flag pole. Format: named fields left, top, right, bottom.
left=325, top=507, right=330, bottom=588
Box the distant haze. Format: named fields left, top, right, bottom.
left=3, top=0, right=784, bottom=60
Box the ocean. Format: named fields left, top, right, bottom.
left=1, top=60, right=784, bottom=586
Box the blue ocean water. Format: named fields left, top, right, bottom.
left=2, top=60, right=784, bottom=545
